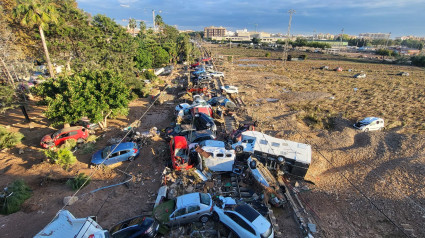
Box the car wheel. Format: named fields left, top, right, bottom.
left=212, top=212, right=219, bottom=222
left=128, top=156, right=135, bottom=161
left=235, top=145, right=243, bottom=153
left=199, top=215, right=209, bottom=223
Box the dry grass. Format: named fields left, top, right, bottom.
left=211, top=45, right=425, bottom=133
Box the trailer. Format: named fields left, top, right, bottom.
left=232, top=131, right=311, bottom=179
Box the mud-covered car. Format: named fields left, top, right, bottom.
left=40, top=126, right=89, bottom=148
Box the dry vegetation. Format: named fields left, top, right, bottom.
left=210, top=43, right=425, bottom=237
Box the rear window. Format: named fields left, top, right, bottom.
left=199, top=193, right=210, bottom=206
left=234, top=204, right=260, bottom=222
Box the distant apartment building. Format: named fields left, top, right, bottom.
left=204, top=26, right=226, bottom=39
left=395, top=35, right=425, bottom=41
left=359, top=33, right=390, bottom=40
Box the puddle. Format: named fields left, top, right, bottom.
left=237, top=64, right=264, bottom=67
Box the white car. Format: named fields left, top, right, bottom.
left=211, top=72, right=225, bottom=78
left=221, top=85, right=238, bottom=94
left=353, top=117, right=384, bottom=132
left=213, top=198, right=274, bottom=238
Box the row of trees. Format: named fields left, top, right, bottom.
left=275, top=38, right=332, bottom=49
left=347, top=38, right=424, bottom=49
left=1, top=0, right=200, bottom=128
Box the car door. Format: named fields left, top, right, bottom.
left=118, top=150, right=130, bottom=162
left=186, top=205, right=201, bottom=223
left=107, top=150, right=121, bottom=164
left=169, top=208, right=188, bottom=226
left=55, top=132, right=70, bottom=146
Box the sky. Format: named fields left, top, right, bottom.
left=76, top=0, right=425, bottom=37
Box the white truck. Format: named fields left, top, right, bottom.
left=34, top=210, right=110, bottom=238
left=232, top=131, right=311, bottom=179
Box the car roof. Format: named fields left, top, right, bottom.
left=176, top=193, right=200, bottom=208
left=111, top=142, right=136, bottom=152
left=57, top=126, right=83, bottom=134
left=360, top=117, right=383, bottom=123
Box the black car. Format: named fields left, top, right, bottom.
left=109, top=216, right=159, bottom=238
left=186, top=129, right=216, bottom=145
left=193, top=113, right=217, bottom=133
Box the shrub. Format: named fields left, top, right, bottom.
left=0, top=180, right=32, bottom=215
left=411, top=55, right=425, bottom=67
left=0, top=127, right=24, bottom=150
left=45, top=148, right=77, bottom=169
left=80, top=142, right=96, bottom=154
left=0, top=85, right=16, bottom=113
left=265, top=52, right=271, bottom=57
left=86, top=135, right=97, bottom=143
left=60, top=139, right=77, bottom=150
left=66, top=173, right=91, bottom=190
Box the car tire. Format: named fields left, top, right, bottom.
left=235, top=145, right=243, bottom=153
left=199, top=215, right=209, bottom=223
left=128, top=156, right=135, bottom=161
left=212, top=212, right=219, bottom=222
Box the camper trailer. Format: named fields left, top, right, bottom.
left=232, top=131, right=311, bottom=179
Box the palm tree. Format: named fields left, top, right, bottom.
left=128, top=18, right=137, bottom=36
left=13, top=0, right=58, bottom=78
left=139, top=21, right=146, bottom=34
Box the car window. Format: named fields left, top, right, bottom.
left=260, top=140, right=268, bottom=145
left=226, top=154, right=233, bottom=157
left=120, top=150, right=129, bottom=155
left=112, top=227, right=137, bottom=238
left=173, top=208, right=186, bottom=218
left=187, top=205, right=200, bottom=213
left=225, top=212, right=256, bottom=235
left=216, top=153, right=224, bottom=158
left=111, top=152, right=120, bottom=158
left=199, top=193, right=210, bottom=205
left=60, top=133, right=70, bottom=138
left=69, top=131, right=78, bottom=136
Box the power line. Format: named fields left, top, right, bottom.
left=279, top=115, right=412, bottom=237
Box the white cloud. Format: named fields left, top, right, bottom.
left=120, top=4, right=130, bottom=8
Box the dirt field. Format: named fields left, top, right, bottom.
left=209, top=44, right=425, bottom=237
left=0, top=46, right=424, bottom=238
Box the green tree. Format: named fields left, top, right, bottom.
left=293, top=37, right=308, bottom=47
left=35, top=70, right=131, bottom=129
left=128, top=17, right=136, bottom=35
left=252, top=37, right=261, bottom=44
left=376, top=48, right=393, bottom=59
left=155, top=14, right=163, bottom=29
left=411, top=55, right=425, bottom=67
left=13, top=0, right=58, bottom=78
left=139, top=20, right=146, bottom=33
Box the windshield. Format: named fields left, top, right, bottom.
left=102, top=146, right=111, bottom=159
left=199, top=193, right=210, bottom=205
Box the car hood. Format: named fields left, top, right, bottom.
left=91, top=149, right=105, bottom=165
left=41, top=134, right=53, bottom=142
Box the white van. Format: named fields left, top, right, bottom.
left=353, top=117, right=384, bottom=132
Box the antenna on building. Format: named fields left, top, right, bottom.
left=283, top=9, right=296, bottom=66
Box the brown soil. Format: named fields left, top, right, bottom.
left=209, top=44, right=425, bottom=238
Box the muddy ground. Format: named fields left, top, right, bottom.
left=209, top=44, right=425, bottom=238
left=0, top=46, right=424, bottom=238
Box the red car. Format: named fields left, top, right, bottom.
left=169, top=136, right=192, bottom=170
left=190, top=106, right=213, bottom=118
left=191, top=62, right=201, bottom=68
left=40, top=126, right=89, bottom=148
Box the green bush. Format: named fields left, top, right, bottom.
left=411, top=55, right=425, bottom=67
left=66, top=173, right=91, bottom=190
left=45, top=148, right=77, bottom=169
left=265, top=52, right=271, bottom=57
left=80, top=142, right=96, bottom=154
left=60, top=139, right=77, bottom=150
left=0, top=180, right=32, bottom=215
left=0, top=85, right=16, bottom=112
left=0, top=127, right=24, bottom=150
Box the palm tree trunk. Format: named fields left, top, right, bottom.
left=39, top=25, right=55, bottom=78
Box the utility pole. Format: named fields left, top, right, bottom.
left=385, top=32, right=391, bottom=49
left=340, top=28, right=344, bottom=49
left=152, top=10, right=155, bottom=32
left=254, top=23, right=258, bottom=32
left=283, top=9, right=295, bottom=66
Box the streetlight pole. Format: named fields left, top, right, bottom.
left=152, top=10, right=156, bottom=32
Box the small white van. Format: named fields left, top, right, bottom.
left=353, top=117, right=384, bottom=132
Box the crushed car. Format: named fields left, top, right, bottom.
left=40, top=126, right=89, bottom=148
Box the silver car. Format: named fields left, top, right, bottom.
left=153, top=192, right=213, bottom=227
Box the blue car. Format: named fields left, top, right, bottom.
left=91, top=142, right=140, bottom=166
